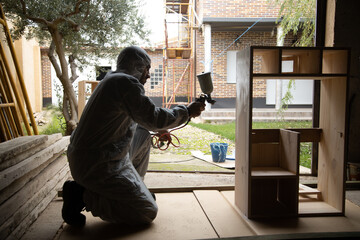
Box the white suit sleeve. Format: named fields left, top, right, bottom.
left=112, top=75, right=189, bottom=131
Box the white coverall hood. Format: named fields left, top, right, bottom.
left=116, top=46, right=151, bottom=80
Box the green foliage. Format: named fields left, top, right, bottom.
left=190, top=121, right=312, bottom=168
left=39, top=107, right=66, bottom=135
left=252, top=120, right=311, bottom=129
left=270, top=0, right=316, bottom=115
left=278, top=79, right=295, bottom=117
left=271, top=0, right=316, bottom=47
left=300, top=142, right=312, bottom=169
left=189, top=122, right=236, bottom=142
left=1, top=0, right=149, bottom=67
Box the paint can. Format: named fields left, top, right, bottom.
left=210, top=143, right=228, bottom=163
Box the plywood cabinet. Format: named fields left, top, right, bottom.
left=235, top=46, right=349, bottom=218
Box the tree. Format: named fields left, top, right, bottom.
left=1, top=0, right=149, bottom=135
left=270, top=0, right=316, bottom=113
left=273, top=0, right=316, bottom=47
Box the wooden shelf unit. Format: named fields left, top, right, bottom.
left=235, top=46, right=350, bottom=219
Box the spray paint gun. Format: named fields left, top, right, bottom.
left=196, top=72, right=216, bottom=105
left=152, top=72, right=215, bottom=150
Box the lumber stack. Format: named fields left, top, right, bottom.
left=0, top=134, right=70, bottom=239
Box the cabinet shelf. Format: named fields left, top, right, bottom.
left=251, top=167, right=296, bottom=178
left=235, top=46, right=349, bottom=219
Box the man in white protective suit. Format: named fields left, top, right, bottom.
left=62, top=46, right=205, bottom=227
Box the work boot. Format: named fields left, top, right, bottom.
left=61, top=180, right=86, bottom=227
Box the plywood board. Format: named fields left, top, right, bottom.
left=251, top=129, right=279, bottom=143
left=299, top=184, right=321, bottom=199
left=0, top=135, right=47, bottom=166
left=251, top=167, right=296, bottom=178
left=318, top=77, right=347, bottom=213
left=58, top=192, right=217, bottom=240
left=322, top=50, right=348, bottom=74
left=251, top=128, right=322, bottom=143
left=281, top=49, right=321, bottom=74
left=222, top=190, right=360, bottom=236
left=235, top=48, right=251, bottom=217
left=253, top=48, right=280, bottom=74
left=289, top=128, right=322, bottom=142
left=279, top=129, right=299, bottom=174
left=191, top=150, right=235, bottom=169
left=298, top=199, right=341, bottom=215
left=193, top=190, right=255, bottom=238
left=251, top=143, right=279, bottom=168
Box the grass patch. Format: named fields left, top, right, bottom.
left=190, top=121, right=313, bottom=169
left=189, top=121, right=236, bottom=142
left=38, top=106, right=66, bottom=135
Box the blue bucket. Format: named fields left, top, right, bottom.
left=210, top=143, right=228, bottom=163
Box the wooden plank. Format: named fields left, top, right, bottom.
left=251, top=143, right=279, bottom=168
left=193, top=190, right=255, bottom=238
left=322, top=49, right=348, bottom=74
left=279, top=129, right=300, bottom=174
left=58, top=192, right=217, bottom=240
left=182, top=49, right=191, bottom=59
left=0, top=159, right=69, bottom=239
left=298, top=200, right=341, bottom=216
left=222, top=190, right=360, bottom=236
left=252, top=128, right=322, bottom=143
left=78, top=81, right=86, bottom=118
left=0, top=133, right=61, bottom=171
left=166, top=49, right=176, bottom=59
left=318, top=77, right=347, bottom=214
left=253, top=48, right=279, bottom=74
left=299, top=183, right=321, bottom=197
left=0, top=155, right=68, bottom=229
left=282, top=49, right=321, bottom=74
left=0, top=136, right=69, bottom=191
left=235, top=48, right=251, bottom=217
left=251, top=129, right=279, bottom=143
left=290, top=128, right=322, bottom=142
left=0, top=135, right=48, bottom=164
left=251, top=167, right=296, bottom=178
left=0, top=139, right=67, bottom=204
left=5, top=170, right=69, bottom=240
left=148, top=185, right=235, bottom=193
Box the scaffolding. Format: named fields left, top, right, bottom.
left=162, top=0, right=195, bottom=108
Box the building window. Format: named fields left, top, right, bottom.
left=96, top=66, right=111, bottom=81
left=150, top=65, right=163, bottom=89
left=227, top=51, right=237, bottom=83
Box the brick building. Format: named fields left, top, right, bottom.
left=143, top=0, right=311, bottom=109
left=41, top=48, right=52, bottom=107
left=42, top=0, right=311, bottom=109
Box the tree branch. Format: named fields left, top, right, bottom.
left=53, top=0, right=90, bottom=30
left=66, top=0, right=90, bottom=18
left=69, top=55, right=79, bottom=84
left=48, top=41, right=62, bottom=79
left=19, top=0, right=50, bottom=26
